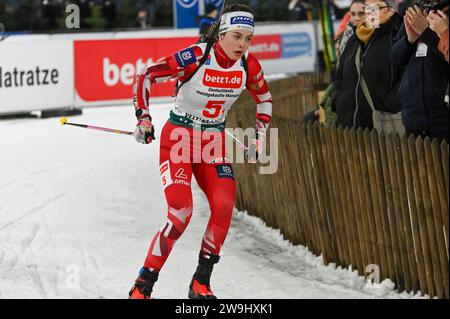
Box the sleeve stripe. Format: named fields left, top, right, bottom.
left=154, top=76, right=173, bottom=84
left=257, top=102, right=273, bottom=117
left=142, top=76, right=150, bottom=108
left=257, top=92, right=272, bottom=102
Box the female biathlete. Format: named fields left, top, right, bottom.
left=128, top=4, right=273, bottom=299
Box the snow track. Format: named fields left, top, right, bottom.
left=0, top=105, right=424, bottom=299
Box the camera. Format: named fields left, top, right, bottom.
left=418, top=0, right=449, bottom=11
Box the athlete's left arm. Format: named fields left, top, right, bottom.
left=245, top=53, right=273, bottom=161
left=246, top=53, right=272, bottom=129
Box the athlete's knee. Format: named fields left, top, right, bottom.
left=166, top=204, right=193, bottom=238
left=168, top=195, right=193, bottom=211
left=211, top=194, right=235, bottom=218
left=165, top=186, right=193, bottom=221
left=216, top=185, right=235, bottom=208
left=169, top=204, right=193, bottom=221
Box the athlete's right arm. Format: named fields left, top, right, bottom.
left=132, top=46, right=204, bottom=144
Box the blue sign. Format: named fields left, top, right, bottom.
left=174, top=0, right=200, bottom=28
left=174, top=0, right=225, bottom=29
left=282, top=33, right=312, bottom=58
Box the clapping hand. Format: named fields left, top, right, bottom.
left=405, top=5, right=430, bottom=43
left=427, top=10, right=449, bottom=37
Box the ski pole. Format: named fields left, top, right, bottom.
left=60, top=117, right=134, bottom=136
left=225, top=129, right=248, bottom=152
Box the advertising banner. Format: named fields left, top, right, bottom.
left=251, top=24, right=316, bottom=74
left=74, top=36, right=197, bottom=106
left=74, top=23, right=316, bottom=106
left=0, top=40, right=74, bottom=114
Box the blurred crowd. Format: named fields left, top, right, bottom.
left=0, top=1, right=413, bottom=32
left=1, top=0, right=362, bottom=32
left=0, top=0, right=173, bottom=31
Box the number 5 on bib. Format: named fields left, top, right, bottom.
left=202, top=100, right=226, bottom=119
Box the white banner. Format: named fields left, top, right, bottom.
left=253, top=23, right=317, bottom=75
left=0, top=40, right=74, bottom=114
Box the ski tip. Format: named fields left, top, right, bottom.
left=60, top=117, right=68, bottom=126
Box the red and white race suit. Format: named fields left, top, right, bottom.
left=133, top=41, right=273, bottom=272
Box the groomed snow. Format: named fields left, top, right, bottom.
left=0, top=104, right=426, bottom=299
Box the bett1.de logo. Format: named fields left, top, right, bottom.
left=202, top=69, right=243, bottom=89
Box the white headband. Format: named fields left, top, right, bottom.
left=219, top=11, right=255, bottom=34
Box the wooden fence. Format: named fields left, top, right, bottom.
left=236, top=72, right=331, bottom=121
left=226, top=74, right=449, bottom=298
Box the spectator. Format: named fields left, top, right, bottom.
left=427, top=5, right=449, bottom=112
left=135, top=8, right=149, bottom=29
left=331, top=0, right=404, bottom=130
left=391, top=1, right=449, bottom=142
left=139, top=0, right=157, bottom=27
left=335, top=0, right=366, bottom=58
left=315, top=0, right=365, bottom=125
left=196, top=3, right=218, bottom=35
left=427, top=8, right=449, bottom=61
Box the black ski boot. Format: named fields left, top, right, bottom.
left=128, top=267, right=159, bottom=299
left=188, top=252, right=220, bottom=299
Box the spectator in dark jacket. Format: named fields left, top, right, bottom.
left=427, top=8, right=449, bottom=62
left=391, top=3, right=449, bottom=142
left=331, top=0, right=404, bottom=130
left=316, top=0, right=365, bottom=126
